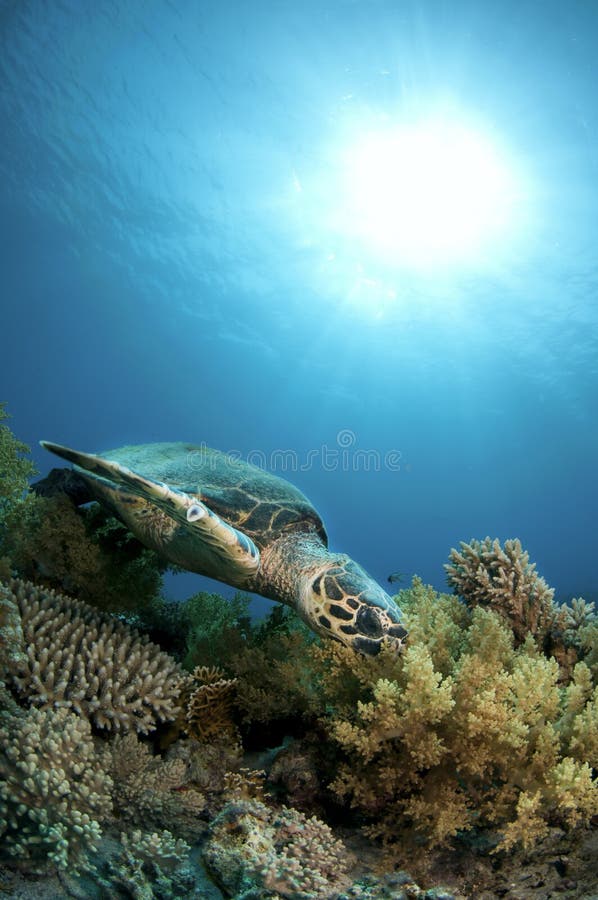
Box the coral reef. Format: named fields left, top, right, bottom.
left=105, top=732, right=207, bottom=841
left=0, top=581, right=25, bottom=677
left=0, top=403, right=37, bottom=526
left=96, top=829, right=195, bottom=899
left=0, top=706, right=112, bottom=872
left=555, top=595, right=598, bottom=678
left=182, top=665, right=238, bottom=742
left=204, top=798, right=352, bottom=899
left=230, top=623, right=322, bottom=730
left=445, top=537, right=555, bottom=643
left=315, top=577, right=597, bottom=856
left=0, top=403, right=37, bottom=580
left=2, top=491, right=166, bottom=614
left=0, top=410, right=595, bottom=899
left=181, top=589, right=252, bottom=670
left=168, top=735, right=244, bottom=812
left=268, top=738, right=325, bottom=815
left=4, top=577, right=187, bottom=733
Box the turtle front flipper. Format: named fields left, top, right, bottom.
left=40, top=441, right=260, bottom=579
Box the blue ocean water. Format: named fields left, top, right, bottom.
left=1, top=0, right=597, bottom=612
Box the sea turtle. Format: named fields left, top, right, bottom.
left=39, top=441, right=407, bottom=655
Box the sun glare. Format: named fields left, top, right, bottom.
left=341, top=120, right=518, bottom=266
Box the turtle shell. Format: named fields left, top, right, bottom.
left=96, top=442, right=327, bottom=551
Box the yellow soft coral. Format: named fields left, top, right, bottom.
left=317, top=577, right=598, bottom=857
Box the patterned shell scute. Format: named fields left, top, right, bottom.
left=99, top=442, right=327, bottom=549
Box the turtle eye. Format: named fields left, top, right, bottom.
left=187, top=504, right=206, bottom=522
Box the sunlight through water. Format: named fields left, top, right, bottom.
left=338, top=118, right=522, bottom=269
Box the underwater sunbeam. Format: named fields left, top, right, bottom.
left=341, top=119, right=519, bottom=267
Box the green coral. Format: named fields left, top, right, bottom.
left=172, top=593, right=323, bottom=734
left=0, top=404, right=167, bottom=615
left=2, top=493, right=166, bottom=614
left=0, top=403, right=37, bottom=575
left=181, top=590, right=252, bottom=670
left=227, top=610, right=321, bottom=728
left=0, top=403, right=37, bottom=522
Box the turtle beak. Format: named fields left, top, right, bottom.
left=353, top=624, right=408, bottom=656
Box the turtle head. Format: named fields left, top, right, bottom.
left=299, top=556, right=408, bottom=655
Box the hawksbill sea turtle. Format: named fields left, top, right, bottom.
left=40, top=441, right=407, bottom=655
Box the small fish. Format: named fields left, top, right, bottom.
left=387, top=572, right=405, bottom=585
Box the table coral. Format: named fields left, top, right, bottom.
left=0, top=706, right=112, bottom=872
left=4, top=577, right=187, bottom=733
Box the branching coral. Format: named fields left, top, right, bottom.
left=315, top=578, right=598, bottom=855
left=555, top=597, right=598, bottom=678
left=108, top=830, right=194, bottom=898
left=445, top=537, right=555, bottom=644
left=204, top=799, right=351, bottom=899
left=182, top=665, right=238, bottom=741
left=89, top=829, right=197, bottom=899
left=0, top=707, right=112, bottom=872
left=0, top=582, right=25, bottom=677
left=104, top=733, right=206, bottom=842
left=4, top=577, right=187, bottom=733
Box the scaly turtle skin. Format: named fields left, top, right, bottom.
left=40, top=441, right=407, bottom=655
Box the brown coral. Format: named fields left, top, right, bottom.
left=105, top=732, right=206, bottom=841
left=0, top=706, right=112, bottom=871
left=445, top=537, right=555, bottom=643
left=169, top=735, right=244, bottom=808
left=4, top=577, right=186, bottom=733
left=183, top=665, right=238, bottom=741
left=204, top=798, right=352, bottom=899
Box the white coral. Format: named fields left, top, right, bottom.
left=445, top=537, right=555, bottom=642
left=5, top=577, right=188, bottom=732
left=0, top=706, right=112, bottom=870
